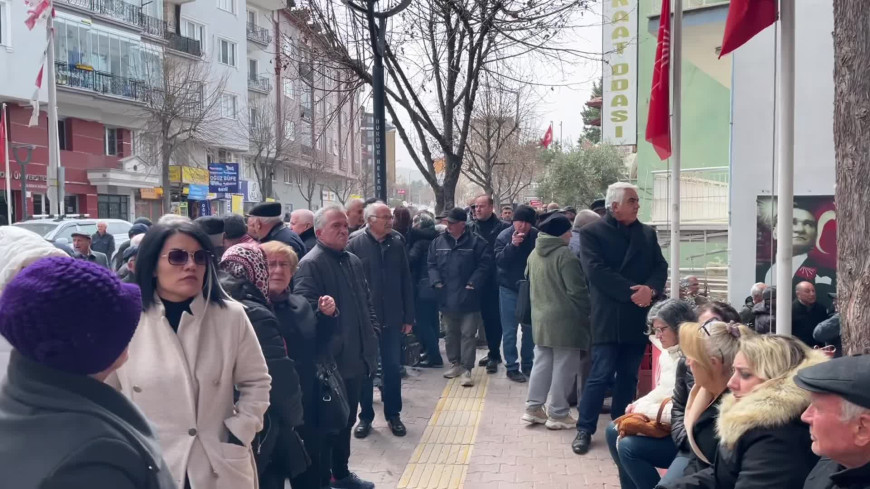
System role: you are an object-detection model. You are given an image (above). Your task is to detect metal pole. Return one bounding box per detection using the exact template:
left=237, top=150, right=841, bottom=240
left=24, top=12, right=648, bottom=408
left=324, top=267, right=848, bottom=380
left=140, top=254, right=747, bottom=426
left=670, top=0, right=683, bottom=298
left=775, top=0, right=795, bottom=335
left=19, top=162, right=28, bottom=221
left=369, top=7, right=388, bottom=203
left=3, top=104, right=11, bottom=225
left=46, top=6, right=63, bottom=216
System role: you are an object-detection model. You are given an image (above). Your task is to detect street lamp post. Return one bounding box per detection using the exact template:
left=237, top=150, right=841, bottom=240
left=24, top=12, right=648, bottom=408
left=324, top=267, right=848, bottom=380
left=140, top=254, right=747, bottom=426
left=12, top=145, right=34, bottom=220
left=342, top=0, right=410, bottom=202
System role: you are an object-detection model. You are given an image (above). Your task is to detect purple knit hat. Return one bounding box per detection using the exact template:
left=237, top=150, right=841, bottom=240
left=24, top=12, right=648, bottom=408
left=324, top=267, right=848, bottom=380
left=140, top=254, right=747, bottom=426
left=0, top=257, right=142, bottom=375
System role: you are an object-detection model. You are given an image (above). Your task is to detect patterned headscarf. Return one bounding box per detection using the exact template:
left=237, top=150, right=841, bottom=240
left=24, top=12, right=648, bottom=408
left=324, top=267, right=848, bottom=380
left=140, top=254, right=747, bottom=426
left=220, top=243, right=270, bottom=304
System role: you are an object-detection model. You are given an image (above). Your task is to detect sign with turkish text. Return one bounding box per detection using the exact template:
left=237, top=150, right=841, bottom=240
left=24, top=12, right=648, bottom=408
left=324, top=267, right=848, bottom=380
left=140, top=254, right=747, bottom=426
left=169, top=166, right=210, bottom=185
left=208, top=163, right=239, bottom=193
left=187, top=184, right=209, bottom=201
left=602, top=0, right=638, bottom=146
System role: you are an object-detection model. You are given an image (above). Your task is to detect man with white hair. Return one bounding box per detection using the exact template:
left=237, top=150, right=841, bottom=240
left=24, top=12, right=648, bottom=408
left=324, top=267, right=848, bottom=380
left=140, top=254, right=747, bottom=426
left=797, top=354, right=870, bottom=489
left=291, top=208, right=317, bottom=252
left=573, top=181, right=668, bottom=455
left=740, top=282, right=768, bottom=325
left=90, top=221, right=115, bottom=259
left=247, top=201, right=306, bottom=258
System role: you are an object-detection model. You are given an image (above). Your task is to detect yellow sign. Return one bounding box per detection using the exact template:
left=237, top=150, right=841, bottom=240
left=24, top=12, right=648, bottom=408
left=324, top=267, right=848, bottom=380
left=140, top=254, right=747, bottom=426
left=350, top=194, right=362, bottom=200
left=169, top=166, right=209, bottom=185
left=231, top=195, right=244, bottom=215
left=265, top=197, right=276, bottom=202
left=433, top=158, right=445, bottom=174
left=139, top=187, right=163, bottom=199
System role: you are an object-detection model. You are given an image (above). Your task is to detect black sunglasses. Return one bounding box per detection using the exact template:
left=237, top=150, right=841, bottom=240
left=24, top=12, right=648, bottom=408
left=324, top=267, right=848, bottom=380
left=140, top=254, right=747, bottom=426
left=162, top=249, right=210, bottom=266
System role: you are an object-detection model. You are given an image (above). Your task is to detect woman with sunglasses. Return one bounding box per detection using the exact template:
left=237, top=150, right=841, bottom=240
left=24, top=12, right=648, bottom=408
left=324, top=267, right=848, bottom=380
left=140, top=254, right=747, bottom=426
left=661, top=334, right=828, bottom=489
left=605, top=299, right=697, bottom=489
left=109, top=220, right=271, bottom=489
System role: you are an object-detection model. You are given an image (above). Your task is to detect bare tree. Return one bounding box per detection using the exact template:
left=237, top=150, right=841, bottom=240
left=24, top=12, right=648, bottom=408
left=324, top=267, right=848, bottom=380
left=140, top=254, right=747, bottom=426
left=356, top=160, right=374, bottom=199
left=138, top=52, right=230, bottom=213
left=245, top=95, right=295, bottom=200
left=491, top=138, right=540, bottom=206
left=325, top=176, right=356, bottom=205
left=288, top=0, right=594, bottom=212
left=833, top=0, right=870, bottom=354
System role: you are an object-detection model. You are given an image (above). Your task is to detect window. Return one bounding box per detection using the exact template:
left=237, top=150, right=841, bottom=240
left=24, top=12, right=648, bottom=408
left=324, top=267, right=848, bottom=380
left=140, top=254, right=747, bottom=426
left=331, top=138, right=337, bottom=156
left=218, top=149, right=236, bottom=162
left=0, top=0, right=10, bottom=47
left=316, top=138, right=322, bottom=150
left=54, top=19, right=142, bottom=80
left=58, top=120, right=69, bottom=151
left=105, top=128, right=122, bottom=156
left=182, top=20, right=205, bottom=52
left=218, top=39, right=236, bottom=66
left=217, top=0, right=234, bottom=13
left=284, top=121, right=295, bottom=141
left=97, top=195, right=129, bottom=220
left=248, top=58, right=258, bottom=81
left=246, top=10, right=256, bottom=26
left=282, top=78, right=295, bottom=98
left=220, top=93, right=237, bottom=119
left=283, top=167, right=291, bottom=184
left=281, top=39, right=292, bottom=57
left=249, top=107, right=259, bottom=131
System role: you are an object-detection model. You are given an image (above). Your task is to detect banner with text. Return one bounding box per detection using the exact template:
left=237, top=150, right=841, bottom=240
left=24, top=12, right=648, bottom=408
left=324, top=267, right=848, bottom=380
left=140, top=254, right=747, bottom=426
left=602, top=0, right=638, bottom=146
left=208, top=163, right=240, bottom=193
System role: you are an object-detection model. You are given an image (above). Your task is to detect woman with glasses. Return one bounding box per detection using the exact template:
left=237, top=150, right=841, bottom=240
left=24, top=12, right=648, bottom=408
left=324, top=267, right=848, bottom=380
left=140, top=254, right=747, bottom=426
left=661, top=334, right=828, bottom=489
left=109, top=220, right=271, bottom=489
left=604, top=299, right=697, bottom=489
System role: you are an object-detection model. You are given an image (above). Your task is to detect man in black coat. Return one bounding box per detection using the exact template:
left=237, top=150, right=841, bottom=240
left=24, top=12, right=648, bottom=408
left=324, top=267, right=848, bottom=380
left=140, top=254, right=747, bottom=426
left=793, top=281, right=829, bottom=347
left=347, top=202, right=415, bottom=439
left=493, top=204, right=538, bottom=383
left=428, top=207, right=493, bottom=387
left=469, top=194, right=511, bottom=373
left=248, top=201, right=306, bottom=258
left=91, top=221, right=115, bottom=259
left=797, top=355, right=870, bottom=489
left=292, top=204, right=379, bottom=489
left=290, top=209, right=317, bottom=253
left=574, top=182, right=668, bottom=455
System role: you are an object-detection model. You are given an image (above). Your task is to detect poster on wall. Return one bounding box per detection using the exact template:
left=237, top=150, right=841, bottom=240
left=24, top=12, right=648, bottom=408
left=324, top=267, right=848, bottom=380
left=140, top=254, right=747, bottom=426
left=601, top=0, right=638, bottom=146
left=756, top=196, right=837, bottom=309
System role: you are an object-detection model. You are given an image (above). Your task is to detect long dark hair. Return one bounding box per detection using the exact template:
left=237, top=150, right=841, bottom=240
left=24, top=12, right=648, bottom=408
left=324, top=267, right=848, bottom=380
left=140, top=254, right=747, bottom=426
left=135, top=220, right=228, bottom=310
left=393, top=206, right=412, bottom=236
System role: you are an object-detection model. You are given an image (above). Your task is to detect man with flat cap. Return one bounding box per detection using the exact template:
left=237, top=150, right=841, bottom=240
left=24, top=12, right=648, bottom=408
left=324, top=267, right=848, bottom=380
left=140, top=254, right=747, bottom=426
left=194, top=215, right=226, bottom=259
left=797, top=354, right=870, bottom=488
left=71, top=231, right=109, bottom=268
left=590, top=198, right=606, bottom=217
left=223, top=213, right=255, bottom=250
left=247, top=201, right=306, bottom=258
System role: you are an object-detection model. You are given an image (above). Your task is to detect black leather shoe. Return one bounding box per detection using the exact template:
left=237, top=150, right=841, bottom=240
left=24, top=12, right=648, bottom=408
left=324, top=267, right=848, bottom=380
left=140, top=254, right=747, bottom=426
left=572, top=431, right=591, bottom=455
left=478, top=355, right=489, bottom=367
left=387, top=417, right=407, bottom=437
left=485, top=358, right=498, bottom=374
left=506, top=370, right=527, bottom=383
left=521, top=366, right=532, bottom=377
left=418, top=359, right=444, bottom=368
left=353, top=420, right=372, bottom=439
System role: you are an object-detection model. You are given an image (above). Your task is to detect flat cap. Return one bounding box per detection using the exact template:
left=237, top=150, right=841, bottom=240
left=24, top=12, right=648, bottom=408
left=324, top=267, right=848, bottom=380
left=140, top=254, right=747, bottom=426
left=795, top=355, right=870, bottom=409
left=70, top=231, right=91, bottom=239
left=590, top=198, right=605, bottom=211
left=248, top=201, right=282, bottom=218
left=194, top=215, right=224, bottom=236
left=223, top=214, right=247, bottom=240
left=445, top=207, right=468, bottom=224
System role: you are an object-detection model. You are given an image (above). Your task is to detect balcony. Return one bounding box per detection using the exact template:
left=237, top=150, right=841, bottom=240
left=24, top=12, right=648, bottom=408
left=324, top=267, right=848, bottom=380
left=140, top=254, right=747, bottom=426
left=55, top=62, right=146, bottom=102
left=248, top=75, right=271, bottom=93
left=59, top=0, right=142, bottom=28
left=650, top=166, right=729, bottom=230
left=165, top=30, right=202, bottom=57
left=247, top=23, right=272, bottom=46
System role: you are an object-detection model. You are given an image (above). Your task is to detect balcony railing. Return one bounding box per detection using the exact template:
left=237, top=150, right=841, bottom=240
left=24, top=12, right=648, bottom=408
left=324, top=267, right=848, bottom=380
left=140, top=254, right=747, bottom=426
left=165, top=30, right=202, bottom=57
left=248, top=75, right=271, bottom=93
left=60, top=0, right=142, bottom=27
left=247, top=23, right=272, bottom=45
left=140, top=13, right=165, bottom=37
left=55, top=62, right=146, bottom=102
left=650, top=166, right=729, bottom=226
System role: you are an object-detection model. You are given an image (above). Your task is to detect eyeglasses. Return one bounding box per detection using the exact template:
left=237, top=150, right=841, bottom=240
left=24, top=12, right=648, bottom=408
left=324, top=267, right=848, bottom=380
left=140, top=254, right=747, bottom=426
left=162, top=249, right=210, bottom=266
left=268, top=260, right=292, bottom=269
left=652, top=325, right=670, bottom=336
left=699, top=317, right=727, bottom=360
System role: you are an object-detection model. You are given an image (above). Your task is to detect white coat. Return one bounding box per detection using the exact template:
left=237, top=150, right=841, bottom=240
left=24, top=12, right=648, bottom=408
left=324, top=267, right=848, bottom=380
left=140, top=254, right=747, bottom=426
left=631, top=336, right=681, bottom=424
left=109, top=293, right=271, bottom=489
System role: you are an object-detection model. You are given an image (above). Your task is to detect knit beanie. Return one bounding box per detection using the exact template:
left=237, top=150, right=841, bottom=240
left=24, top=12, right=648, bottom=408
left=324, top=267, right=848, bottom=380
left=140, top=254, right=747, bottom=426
left=224, top=214, right=248, bottom=240
left=128, top=223, right=149, bottom=238
left=0, top=257, right=142, bottom=375
left=512, top=205, right=537, bottom=225
left=539, top=214, right=572, bottom=237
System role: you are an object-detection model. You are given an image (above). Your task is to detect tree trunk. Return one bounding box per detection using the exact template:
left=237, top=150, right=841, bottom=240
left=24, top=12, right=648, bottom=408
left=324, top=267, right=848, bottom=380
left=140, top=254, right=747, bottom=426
left=161, top=142, right=172, bottom=215
left=833, top=0, right=870, bottom=355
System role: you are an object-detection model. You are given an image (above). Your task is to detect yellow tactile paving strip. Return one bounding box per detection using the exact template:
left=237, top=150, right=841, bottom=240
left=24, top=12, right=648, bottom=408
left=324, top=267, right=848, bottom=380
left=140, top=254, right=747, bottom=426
left=398, top=367, right=488, bottom=489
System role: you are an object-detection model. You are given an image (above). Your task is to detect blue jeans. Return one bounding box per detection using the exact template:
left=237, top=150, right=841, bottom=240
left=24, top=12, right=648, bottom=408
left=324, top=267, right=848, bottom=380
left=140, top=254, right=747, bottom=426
left=415, top=294, right=442, bottom=364
left=605, top=422, right=677, bottom=489
left=498, top=286, right=534, bottom=372
left=659, top=452, right=692, bottom=486
left=577, top=342, right=647, bottom=434
left=359, top=325, right=403, bottom=421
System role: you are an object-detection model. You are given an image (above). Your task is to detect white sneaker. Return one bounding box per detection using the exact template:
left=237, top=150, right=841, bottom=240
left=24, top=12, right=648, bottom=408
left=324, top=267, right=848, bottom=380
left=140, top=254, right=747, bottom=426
left=443, top=364, right=464, bottom=379
left=545, top=413, right=577, bottom=430
left=460, top=370, right=474, bottom=387
left=521, top=405, right=547, bottom=425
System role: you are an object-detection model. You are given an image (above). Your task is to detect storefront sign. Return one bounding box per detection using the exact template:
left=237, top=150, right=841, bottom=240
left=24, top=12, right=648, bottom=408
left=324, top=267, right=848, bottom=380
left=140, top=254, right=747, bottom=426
left=139, top=187, right=163, bottom=199
left=187, top=184, right=209, bottom=201
left=208, top=163, right=239, bottom=193
left=169, top=166, right=209, bottom=185
left=602, top=0, right=638, bottom=145
left=231, top=194, right=244, bottom=214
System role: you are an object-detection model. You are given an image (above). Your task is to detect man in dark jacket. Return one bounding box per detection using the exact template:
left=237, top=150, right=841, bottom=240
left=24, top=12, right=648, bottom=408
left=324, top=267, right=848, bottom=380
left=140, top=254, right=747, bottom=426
left=408, top=213, right=442, bottom=368
left=114, top=222, right=149, bottom=271
left=574, top=182, right=668, bottom=455
left=793, top=281, right=829, bottom=347
left=797, top=355, right=870, bottom=489
left=290, top=209, right=317, bottom=253
left=494, top=204, right=538, bottom=383
left=469, top=194, right=511, bottom=373
left=428, top=207, right=493, bottom=387
left=347, top=202, right=415, bottom=439
left=754, top=286, right=777, bottom=334
left=248, top=201, right=306, bottom=258
left=292, top=204, right=379, bottom=489
left=0, top=257, right=175, bottom=489
left=72, top=231, right=109, bottom=268
left=91, top=221, right=115, bottom=259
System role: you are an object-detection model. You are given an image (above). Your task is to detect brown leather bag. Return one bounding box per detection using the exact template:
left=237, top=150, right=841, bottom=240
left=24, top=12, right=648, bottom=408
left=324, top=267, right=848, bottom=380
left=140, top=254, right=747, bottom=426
left=613, top=398, right=672, bottom=439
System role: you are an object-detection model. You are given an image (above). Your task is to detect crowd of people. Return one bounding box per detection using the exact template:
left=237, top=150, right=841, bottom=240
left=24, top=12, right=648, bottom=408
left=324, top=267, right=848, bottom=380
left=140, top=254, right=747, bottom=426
left=0, top=180, right=868, bottom=489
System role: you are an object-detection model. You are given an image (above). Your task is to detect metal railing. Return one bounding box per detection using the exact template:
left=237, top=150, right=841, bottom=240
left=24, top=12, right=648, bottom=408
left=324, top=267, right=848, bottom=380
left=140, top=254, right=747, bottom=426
left=650, top=166, right=729, bottom=225
left=246, top=23, right=272, bottom=45
left=60, top=0, right=141, bottom=27
left=248, top=75, right=271, bottom=93
left=165, top=30, right=202, bottom=57
left=55, top=62, right=146, bottom=101
left=139, top=13, right=165, bottom=37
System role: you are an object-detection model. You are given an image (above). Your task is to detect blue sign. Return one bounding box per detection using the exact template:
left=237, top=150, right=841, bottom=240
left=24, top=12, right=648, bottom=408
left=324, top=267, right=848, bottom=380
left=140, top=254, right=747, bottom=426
left=188, top=184, right=209, bottom=201
left=208, top=163, right=240, bottom=193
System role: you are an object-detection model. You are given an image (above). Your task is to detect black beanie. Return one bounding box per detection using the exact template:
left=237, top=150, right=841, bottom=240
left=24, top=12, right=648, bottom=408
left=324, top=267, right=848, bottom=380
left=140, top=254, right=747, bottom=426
left=539, top=214, right=572, bottom=237
left=512, top=205, right=536, bottom=225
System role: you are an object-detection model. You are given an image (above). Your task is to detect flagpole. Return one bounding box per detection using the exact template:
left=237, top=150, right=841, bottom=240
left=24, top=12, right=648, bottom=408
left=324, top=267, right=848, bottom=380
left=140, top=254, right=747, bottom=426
left=2, top=103, right=11, bottom=225
left=669, top=0, right=682, bottom=298
left=45, top=1, right=62, bottom=217
left=775, top=0, right=795, bottom=335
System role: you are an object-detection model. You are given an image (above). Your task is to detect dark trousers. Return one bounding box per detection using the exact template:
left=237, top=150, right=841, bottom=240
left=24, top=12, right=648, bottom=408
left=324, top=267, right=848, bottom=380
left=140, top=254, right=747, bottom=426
left=321, top=376, right=363, bottom=484
left=576, top=342, right=647, bottom=434
left=287, top=424, right=323, bottom=489
left=480, top=278, right=502, bottom=362
left=415, top=295, right=442, bottom=363
left=359, top=325, right=403, bottom=421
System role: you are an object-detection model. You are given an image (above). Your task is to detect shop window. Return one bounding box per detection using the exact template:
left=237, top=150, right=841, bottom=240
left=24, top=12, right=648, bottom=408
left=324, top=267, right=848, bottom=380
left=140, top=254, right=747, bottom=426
left=97, top=194, right=129, bottom=220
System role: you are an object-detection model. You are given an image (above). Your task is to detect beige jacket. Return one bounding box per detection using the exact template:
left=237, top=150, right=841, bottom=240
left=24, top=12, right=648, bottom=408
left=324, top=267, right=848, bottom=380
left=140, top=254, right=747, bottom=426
left=109, top=294, right=271, bottom=489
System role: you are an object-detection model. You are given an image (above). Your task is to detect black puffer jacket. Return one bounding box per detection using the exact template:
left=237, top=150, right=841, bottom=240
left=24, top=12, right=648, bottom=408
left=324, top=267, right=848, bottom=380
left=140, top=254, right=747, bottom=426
left=407, top=226, right=439, bottom=286
left=427, top=228, right=493, bottom=314
left=670, top=357, right=695, bottom=453
left=347, top=228, right=415, bottom=330
left=220, top=274, right=308, bottom=478
left=494, top=225, right=538, bottom=292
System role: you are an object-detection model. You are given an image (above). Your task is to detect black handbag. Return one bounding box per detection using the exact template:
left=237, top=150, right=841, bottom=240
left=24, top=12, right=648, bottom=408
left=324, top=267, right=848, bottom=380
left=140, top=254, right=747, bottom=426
left=314, top=362, right=350, bottom=434
left=515, top=277, right=532, bottom=324
left=402, top=333, right=422, bottom=366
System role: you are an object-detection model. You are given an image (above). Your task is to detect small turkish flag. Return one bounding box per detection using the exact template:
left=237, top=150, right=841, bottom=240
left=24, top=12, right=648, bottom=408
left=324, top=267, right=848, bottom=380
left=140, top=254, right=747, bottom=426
left=719, top=0, right=777, bottom=58
left=540, top=124, right=553, bottom=148
left=645, top=0, right=671, bottom=160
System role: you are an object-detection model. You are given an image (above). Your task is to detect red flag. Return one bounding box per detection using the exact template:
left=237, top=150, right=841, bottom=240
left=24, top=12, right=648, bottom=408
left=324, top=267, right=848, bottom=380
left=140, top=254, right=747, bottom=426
left=645, top=0, right=671, bottom=160
left=719, top=0, right=777, bottom=58
left=540, top=124, right=553, bottom=148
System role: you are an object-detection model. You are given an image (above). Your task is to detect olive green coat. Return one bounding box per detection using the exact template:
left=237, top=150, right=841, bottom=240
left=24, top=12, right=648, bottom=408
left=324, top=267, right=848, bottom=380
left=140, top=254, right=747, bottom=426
left=526, top=233, right=592, bottom=350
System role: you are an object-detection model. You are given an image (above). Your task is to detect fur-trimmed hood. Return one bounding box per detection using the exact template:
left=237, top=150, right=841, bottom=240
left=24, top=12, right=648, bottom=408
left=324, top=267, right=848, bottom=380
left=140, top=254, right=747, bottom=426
left=716, top=349, right=828, bottom=449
